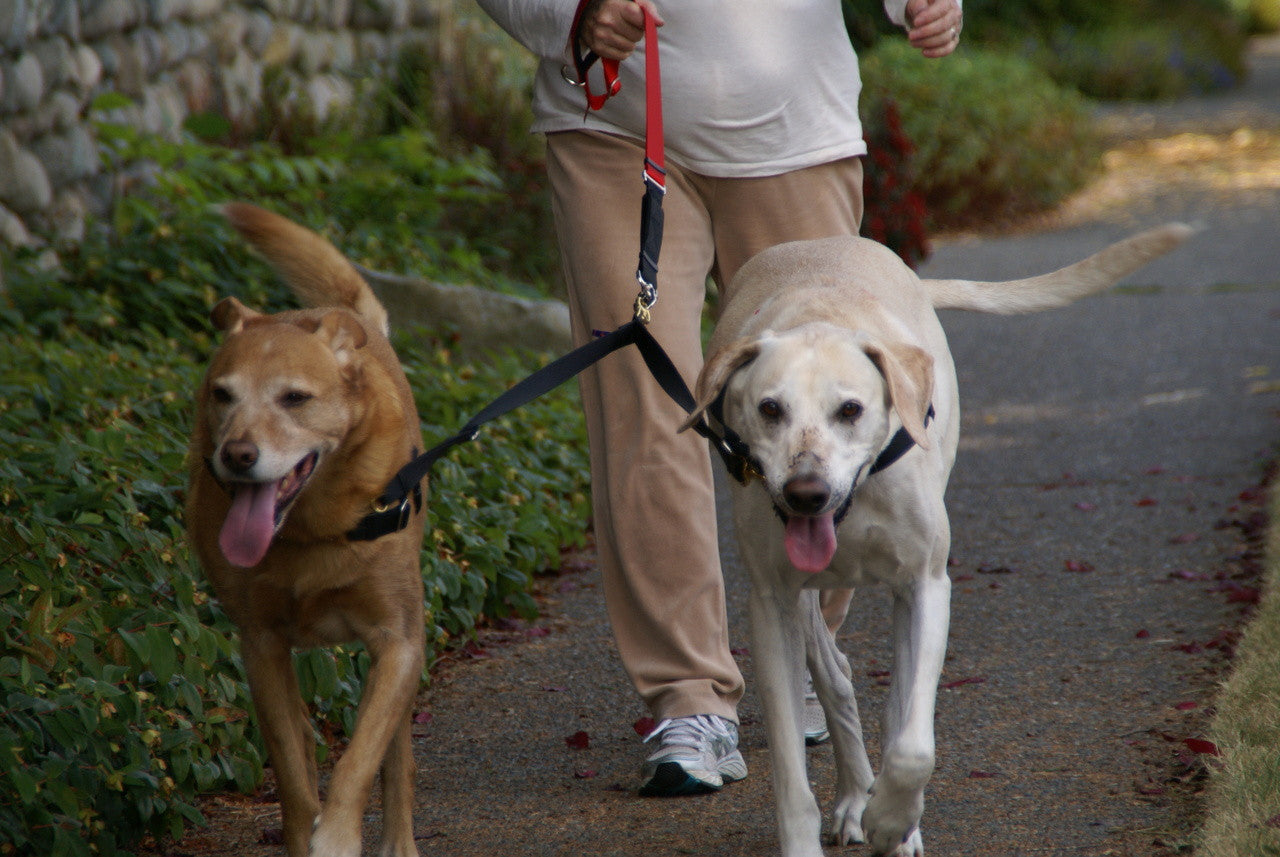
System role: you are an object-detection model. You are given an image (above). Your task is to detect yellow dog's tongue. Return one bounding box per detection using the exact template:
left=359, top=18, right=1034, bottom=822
left=784, top=513, right=837, bottom=574
left=219, top=481, right=278, bottom=568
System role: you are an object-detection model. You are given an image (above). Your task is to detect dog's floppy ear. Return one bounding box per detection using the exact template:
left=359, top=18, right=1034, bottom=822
left=210, top=297, right=261, bottom=334
left=861, top=339, right=934, bottom=450
left=679, top=337, right=762, bottom=432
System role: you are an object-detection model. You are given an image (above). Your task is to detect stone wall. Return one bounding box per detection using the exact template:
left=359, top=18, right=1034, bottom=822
left=0, top=0, right=442, bottom=248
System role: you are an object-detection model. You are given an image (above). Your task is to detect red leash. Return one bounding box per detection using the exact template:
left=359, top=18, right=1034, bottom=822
left=564, top=1, right=665, bottom=321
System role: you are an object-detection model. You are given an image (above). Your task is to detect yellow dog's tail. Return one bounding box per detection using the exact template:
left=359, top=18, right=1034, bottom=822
left=923, top=223, right=1195, bottom=315
left=221, top=202, right=390, bottom=336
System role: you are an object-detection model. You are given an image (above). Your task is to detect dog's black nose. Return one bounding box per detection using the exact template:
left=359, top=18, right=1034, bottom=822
left=220, top=441, right=259, bottom=474
left=783, top=476, right=830, bottom=515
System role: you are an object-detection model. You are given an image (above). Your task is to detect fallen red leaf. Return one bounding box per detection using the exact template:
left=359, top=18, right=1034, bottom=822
left=1182, top=737, right=1219, bottom=756
left=940, top=676, right=986, bottom=690
left=1135, top=629, right=1151, bottom=639
left=953, top=573, right=974, bottom=582
left=867, top=670, right=891, bottom=678
left=413, top=711, right=433, bottom=725
left=527, top=626, right=551, bottom=637
left=574, top=769, right=598, bottom=779
left=1144, top=466, right=1166, bottom=475
left=565, top=730, right=590, bottom=750
left=1226, top=586, right=1260, bottom=605
left=633, top=717, right=657, bottom=737
left=1135, top=497, right=1159, bottom=507
left=1073, top=502, right=1098, bottom=512
left=541, top=685, right=569, bottom=693
left=1266, top=814, right=1280, bottom=829
left=1064, top=559, right=1094, bottom=573
left=1174, top=701, right=1197, bottom=711
left=1136, top=781, right=1166, bottom=796
left=1173, top=641, right=1203, bottom=654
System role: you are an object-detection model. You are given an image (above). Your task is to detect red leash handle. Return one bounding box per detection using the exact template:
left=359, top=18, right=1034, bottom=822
left=564, top=1, right=665, bottom=320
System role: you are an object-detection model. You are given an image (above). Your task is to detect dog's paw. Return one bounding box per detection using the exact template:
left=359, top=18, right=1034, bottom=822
left=861, top=785, right=924, bottom=857
left=828, top=791, right=869, bottom=846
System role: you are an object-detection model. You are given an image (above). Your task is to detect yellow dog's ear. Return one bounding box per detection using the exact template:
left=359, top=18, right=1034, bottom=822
left=210, top=297, right=261, bottom=335
left=678, top=337, right=762, bottom=433
left=861, top=339, right=935, bottom=450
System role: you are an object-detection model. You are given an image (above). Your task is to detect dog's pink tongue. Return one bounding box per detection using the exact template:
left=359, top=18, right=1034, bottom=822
left=219, top=482, right=278, bottom=568
left=784, top=513, right=837, bottom=574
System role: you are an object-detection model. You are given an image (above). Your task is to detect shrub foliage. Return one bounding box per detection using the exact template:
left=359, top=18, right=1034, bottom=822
left=860, top=40, right=1100, bottom=229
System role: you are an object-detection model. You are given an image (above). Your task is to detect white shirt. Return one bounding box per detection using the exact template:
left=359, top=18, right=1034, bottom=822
left=477, top=0, right=916, bottom=178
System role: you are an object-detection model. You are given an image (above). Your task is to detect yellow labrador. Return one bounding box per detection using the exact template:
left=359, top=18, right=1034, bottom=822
left=683, top=225, right=1191, bottom=857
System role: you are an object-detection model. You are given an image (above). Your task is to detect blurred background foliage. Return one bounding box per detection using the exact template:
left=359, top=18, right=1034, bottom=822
left=0, top=0, right=1270, bottom=853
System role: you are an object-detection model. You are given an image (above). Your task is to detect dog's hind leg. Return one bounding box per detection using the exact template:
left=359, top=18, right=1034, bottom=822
left=802, top=590, right=873, bottom=845
left=863, top=568, right=951, bottom=857
left=241, top=631, right=321, bottom=857
left=749, top=582, right=826, bottom=857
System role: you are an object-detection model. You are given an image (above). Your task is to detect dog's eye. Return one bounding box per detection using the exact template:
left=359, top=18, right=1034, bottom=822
left=280, top=390, right=313, bottom=408
left=211, top=385, right=233, bottom=405
left=758, top=398, right=783, bottom=420
left=837, top=401, right=863, bottom=422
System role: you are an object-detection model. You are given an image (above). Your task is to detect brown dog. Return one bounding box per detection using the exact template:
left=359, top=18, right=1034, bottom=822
left=186, top=203, right=426, bottom=857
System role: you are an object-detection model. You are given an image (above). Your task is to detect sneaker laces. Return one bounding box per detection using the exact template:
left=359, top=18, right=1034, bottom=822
left=643, top=714, right=734, bottom=749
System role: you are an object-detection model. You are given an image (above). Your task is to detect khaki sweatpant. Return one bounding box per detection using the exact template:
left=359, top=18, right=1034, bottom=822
left=546, top=130, right=864, bottom=722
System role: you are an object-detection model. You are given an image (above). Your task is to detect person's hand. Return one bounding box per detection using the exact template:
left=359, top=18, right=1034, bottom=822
left=904, top=0, right=962, bottom=58
left=578, top=0, right=663, bottom=61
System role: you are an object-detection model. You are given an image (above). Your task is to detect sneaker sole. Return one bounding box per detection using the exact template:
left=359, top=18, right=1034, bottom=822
left=639, top=762, right=721, bottom=797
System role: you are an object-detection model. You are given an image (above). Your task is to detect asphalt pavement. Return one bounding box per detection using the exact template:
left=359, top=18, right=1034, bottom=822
left=185, top=38, right=1280, bottom=857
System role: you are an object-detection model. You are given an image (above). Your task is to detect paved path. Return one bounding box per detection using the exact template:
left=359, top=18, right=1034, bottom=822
left=183, top=39, right=1280, bottom=857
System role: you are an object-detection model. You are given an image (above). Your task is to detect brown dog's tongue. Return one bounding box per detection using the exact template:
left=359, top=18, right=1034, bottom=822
left=784, top=513, right=837, bottom=574
left=219, top=481, right=278, bottom=568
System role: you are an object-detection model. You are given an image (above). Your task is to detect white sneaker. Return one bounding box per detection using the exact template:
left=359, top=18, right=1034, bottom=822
left=802, top=676, right=830, bottom=745
left=639, top=714, right=748, bottom=796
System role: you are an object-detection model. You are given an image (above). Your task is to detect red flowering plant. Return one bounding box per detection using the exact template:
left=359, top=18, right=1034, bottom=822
left=861, top=98, right=930, bottom=269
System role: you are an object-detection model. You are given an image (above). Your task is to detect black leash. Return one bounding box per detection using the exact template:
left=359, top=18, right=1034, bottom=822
left=349, top=2, right=925, bottom=540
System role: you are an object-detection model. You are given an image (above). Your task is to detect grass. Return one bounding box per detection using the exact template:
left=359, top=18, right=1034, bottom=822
left=1198, top=474, right=1280, bottom=856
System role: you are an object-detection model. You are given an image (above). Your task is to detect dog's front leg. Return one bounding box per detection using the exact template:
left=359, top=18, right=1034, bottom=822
left=863, top=572, right=950, bottom=857
left=309, top=632, right=424, bottom=857
left=749, top=581, right=825, bottom=857
left=241, top=631, right=321, bottom=857
left=802, top=591, right=873, bottom=845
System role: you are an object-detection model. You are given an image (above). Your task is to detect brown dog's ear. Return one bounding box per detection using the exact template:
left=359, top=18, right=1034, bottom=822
left=678, top=337, right=762, bottom=433
left=210, top=297, right=260, bottom=334
left=861, top=339, right=935, bottom=450
left=313, top=310, right=369, bottom=368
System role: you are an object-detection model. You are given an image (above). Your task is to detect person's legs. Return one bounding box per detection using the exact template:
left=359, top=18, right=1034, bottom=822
left=546, top=130, right=744, bottom=725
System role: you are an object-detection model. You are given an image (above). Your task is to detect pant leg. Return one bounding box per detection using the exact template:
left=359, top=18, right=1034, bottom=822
left=696, top=157, right=866, bottom=634
left=546, top=130, right=743, bottom=722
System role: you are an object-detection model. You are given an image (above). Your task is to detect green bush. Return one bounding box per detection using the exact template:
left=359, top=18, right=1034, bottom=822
left=860, top=40, right=1100, bottom=229
left=959, top=0, right=1247, bottom=100
left=1, top=127, right=590, bottom=854
left=1034, top=21, right=1246, bottom=100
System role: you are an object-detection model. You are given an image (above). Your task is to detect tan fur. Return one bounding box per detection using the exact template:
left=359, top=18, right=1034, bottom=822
left=686, top=226, right=1190, bottom=857
left=186, top=204, right=426, bottom=857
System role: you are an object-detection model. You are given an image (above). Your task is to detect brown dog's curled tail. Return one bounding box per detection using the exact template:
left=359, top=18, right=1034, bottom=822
left=221, top=202, right=390, bottom=336
left=923, top=222, right=1195, bottom=315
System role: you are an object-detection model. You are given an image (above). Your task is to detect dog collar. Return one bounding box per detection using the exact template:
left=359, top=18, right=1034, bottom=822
left=346, top=478, right=423, bottom=542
